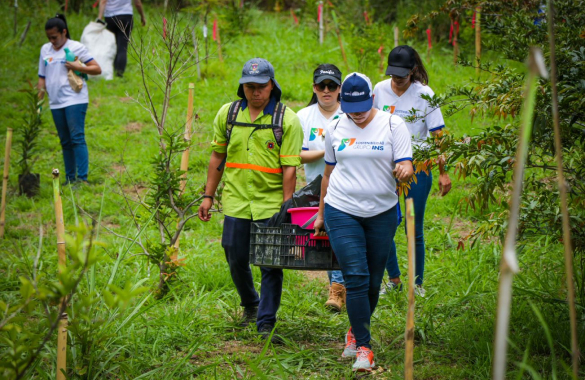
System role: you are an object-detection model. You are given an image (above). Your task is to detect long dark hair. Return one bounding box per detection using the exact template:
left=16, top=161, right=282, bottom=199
left=410, top=48, right=429, bottom=85
left=307, top=63, right=342, bottom=107
left=45, top=14, right=70, bottom=39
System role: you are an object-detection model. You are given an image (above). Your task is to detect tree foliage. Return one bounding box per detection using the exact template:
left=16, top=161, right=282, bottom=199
left=409, top=0, right=585, bottom=269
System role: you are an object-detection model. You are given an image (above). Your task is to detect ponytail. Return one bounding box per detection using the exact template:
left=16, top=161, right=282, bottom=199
left=45, top=14, right=70, bottom=39
left=410, top=48, right=429, bottom=85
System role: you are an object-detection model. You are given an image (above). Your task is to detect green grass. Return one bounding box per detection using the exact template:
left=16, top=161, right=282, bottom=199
left=0, top=2, right=583, bottom=379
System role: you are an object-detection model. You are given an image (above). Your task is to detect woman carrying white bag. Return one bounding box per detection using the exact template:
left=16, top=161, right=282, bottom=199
left=98, top=0, right=147, bottom=78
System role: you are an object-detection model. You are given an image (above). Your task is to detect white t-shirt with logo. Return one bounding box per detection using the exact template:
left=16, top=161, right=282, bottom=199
left=104, top=0, right=133, bottom=17
left=373, top=79, right=445, bottom=148
left=297, top=103, right=343, bottom=184
left=323, top=111, right=412, bottom=217
left=38, top=40, right=94, bottom=110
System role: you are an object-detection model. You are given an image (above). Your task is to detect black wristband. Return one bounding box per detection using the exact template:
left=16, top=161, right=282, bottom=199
left=202, top=195, right=214, bottom=200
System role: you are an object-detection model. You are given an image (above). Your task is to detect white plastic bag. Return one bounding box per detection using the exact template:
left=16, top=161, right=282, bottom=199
left=81, top=22, right=116, bottom=80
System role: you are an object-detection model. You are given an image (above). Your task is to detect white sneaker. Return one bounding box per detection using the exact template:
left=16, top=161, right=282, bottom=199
left=415, top=285, right=426, bottom=297
left=341, top=327, right=357, bottom=358
left=352, top=346, right=375, bottom=372
left=379, top=279, right=403, bottom=295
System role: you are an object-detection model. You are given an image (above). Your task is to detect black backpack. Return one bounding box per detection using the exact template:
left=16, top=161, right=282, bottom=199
left=217, top=99, right=287, bottom=171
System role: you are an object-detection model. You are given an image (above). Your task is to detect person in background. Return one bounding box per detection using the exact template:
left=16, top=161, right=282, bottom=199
left=38, top=14, right=102, bottom=185
left=198, top=58, right=303, bottom=343
left=98, top=0, right=146, bottom=77
left=314, top=73, right=413, bottom=372
left=297, top=64, right=346, bottom=312
left=373, top=45, right=452, bottom=297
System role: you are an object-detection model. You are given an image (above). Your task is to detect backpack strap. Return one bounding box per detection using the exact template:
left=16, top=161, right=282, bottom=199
left=272, top=102, right=286, bottom=146
left=217, top=100, right=243, bottom=171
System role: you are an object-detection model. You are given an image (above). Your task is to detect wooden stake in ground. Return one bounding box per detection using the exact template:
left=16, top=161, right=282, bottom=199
left=174, top=83, right=195, bottom=250
left=475, top=7, right=481, bottom=77
left=215, top=21, right=223, bottom=62
left=330, top=10, right=348, bottom=70
left=57, top=312, right=68, bottom=380
left=52, top=168, right=68, bottom=380
left=492, top=48, right=547, bottom=380
left=394, top=26, right=399, bottom=47
left=0, top=128, right=13, bottom=238
left=546, top=0, right=579, bottom=376
left=318, top=1, right=324, bottom=45
left=191, top=28, right=201, bottom=79
left=404, top=198, right=416, bottom=380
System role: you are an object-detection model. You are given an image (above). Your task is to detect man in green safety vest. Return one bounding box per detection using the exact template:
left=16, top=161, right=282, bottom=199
left=198, top=58, right=303, bottom=342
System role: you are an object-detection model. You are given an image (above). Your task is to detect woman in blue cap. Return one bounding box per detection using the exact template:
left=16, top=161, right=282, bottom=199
left=314, top=72, right=413, bottom=372
left=297, top=63, right=346, bottom=312
left=373, top=45, right=452, bottom=297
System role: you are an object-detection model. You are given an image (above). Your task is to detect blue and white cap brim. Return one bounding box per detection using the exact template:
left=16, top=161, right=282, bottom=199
left=239, top=75, right=271, bottom=84
left=340, top=97, right=373, bottom=113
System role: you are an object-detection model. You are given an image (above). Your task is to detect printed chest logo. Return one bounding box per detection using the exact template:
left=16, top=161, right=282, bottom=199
left=309, top=128, right=324, bottom=141
left=338, top=138, right=356, bottom=151
left=266, top=140, right=276, bottom=150
left=338, top=138, right=385, bottom=151
left=382, top=105, right=396, bottom=114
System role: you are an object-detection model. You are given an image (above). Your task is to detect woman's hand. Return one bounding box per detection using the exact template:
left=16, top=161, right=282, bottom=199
left=314, top=214, right=327, bottom=237
left=393, top=160, right=414, bottom=182
left=438, top=173, right=452, bottom=196
left=65, top=60, right=84, bottom=71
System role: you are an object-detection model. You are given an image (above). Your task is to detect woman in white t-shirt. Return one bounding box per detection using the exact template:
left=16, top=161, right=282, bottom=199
left=373, top=45, right=452, bottom=297
left=38, top=14, right=102, bottom=184
left=297, top=64, right=346, bottom=313
left=314, top=73, right=413, bottom=372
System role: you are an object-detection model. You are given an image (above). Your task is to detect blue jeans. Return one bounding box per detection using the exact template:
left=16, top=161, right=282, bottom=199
left=324, top=203, right=398, bottom=349
left=50, top=104, right=89, bottom=182
left=221, top=216, right=283, bottom=330
left=327, top=270, right=345, bottom=285
left=385, top=170, right=433, bottom=285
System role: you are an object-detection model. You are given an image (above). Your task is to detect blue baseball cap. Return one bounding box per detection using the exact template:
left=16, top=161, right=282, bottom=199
left=237, top=58, right=282, bottom=102
left=340, top=72, right=373, bottom=113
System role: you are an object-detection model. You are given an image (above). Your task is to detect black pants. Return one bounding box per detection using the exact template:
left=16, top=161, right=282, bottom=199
left=105, top=14, right=133, bottom=77
left=222, top=216, right=284, bottom=330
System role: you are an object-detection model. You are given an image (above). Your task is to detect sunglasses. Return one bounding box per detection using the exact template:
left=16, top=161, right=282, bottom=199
left=314, top=82, right=340, bottom=92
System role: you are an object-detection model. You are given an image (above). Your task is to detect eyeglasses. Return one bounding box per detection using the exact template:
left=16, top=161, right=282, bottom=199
left=314, top=82, right=340, bottom=92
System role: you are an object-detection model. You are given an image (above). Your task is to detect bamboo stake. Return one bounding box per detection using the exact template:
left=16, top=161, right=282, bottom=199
left=404, top=198, right=415, bottom=380
left=57, top=312, right=68, bottom=380
left=191, top=28, right=201, bottom=79
left=53, top=169, right=66, bottom=269
left=318, top=1, right=324, bottom=44
left=475, top=7, right=481, bottom=77
left=394, top=26, right=399, bottom=47
left=0, top=128, right=13, bottom=238
left=546, top=1, right=579, bottom=376
left=453, top=19, right=458, bottom=66
left=174, top=83, right=195, bottom=250
left=492, top=48, right=547, bottom=380
left=13, top=0, right=18, bottom=38
left=52, top=168, right=67, bottom=380
left=330, top=11, right=349, bottom=70
left=216, top=24, right=223, bottom=62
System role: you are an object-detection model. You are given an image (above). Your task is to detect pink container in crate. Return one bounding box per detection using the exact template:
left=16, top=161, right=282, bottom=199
left=288, top=207, right=328, bottom=240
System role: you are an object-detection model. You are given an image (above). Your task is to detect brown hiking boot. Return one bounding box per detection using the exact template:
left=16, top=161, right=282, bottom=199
left=324, top=282, right=346, bottom=312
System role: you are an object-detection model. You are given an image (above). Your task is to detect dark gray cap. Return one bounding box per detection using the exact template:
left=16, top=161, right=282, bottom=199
left=237, top=58, right=282, bottom=101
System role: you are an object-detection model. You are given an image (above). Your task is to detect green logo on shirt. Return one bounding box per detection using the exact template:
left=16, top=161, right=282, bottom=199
left=338, top=138, right=356, bottom=151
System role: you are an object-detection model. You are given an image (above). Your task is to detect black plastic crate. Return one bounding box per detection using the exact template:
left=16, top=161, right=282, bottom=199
left=250, top=223, right=340, bottom=270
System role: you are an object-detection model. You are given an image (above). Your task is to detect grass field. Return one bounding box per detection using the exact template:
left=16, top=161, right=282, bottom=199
left=0, top=2, right=582, bottom=379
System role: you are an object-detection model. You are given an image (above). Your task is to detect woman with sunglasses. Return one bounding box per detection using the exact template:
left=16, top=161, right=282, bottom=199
left=297, top=64, right=346, bottom=312
left=373, top=45, right=452, bottom=297
left=314, top=72, right=413, bottom=372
